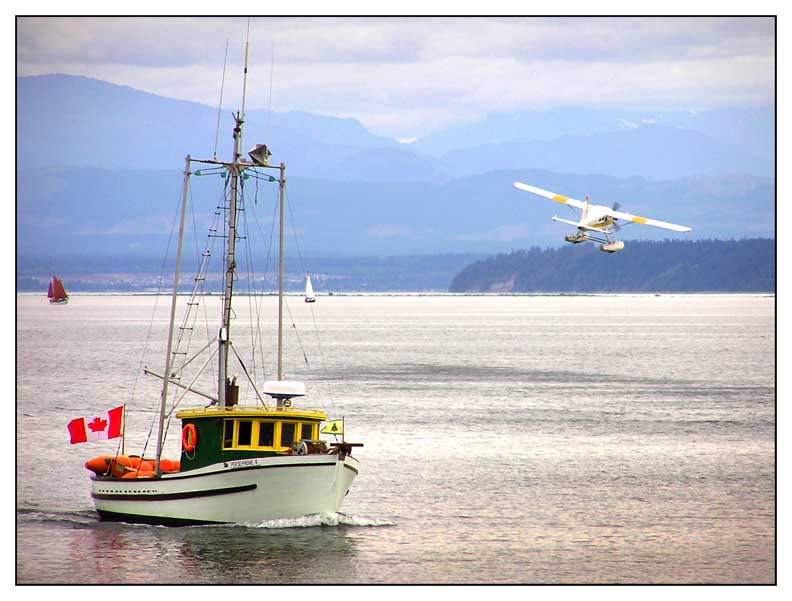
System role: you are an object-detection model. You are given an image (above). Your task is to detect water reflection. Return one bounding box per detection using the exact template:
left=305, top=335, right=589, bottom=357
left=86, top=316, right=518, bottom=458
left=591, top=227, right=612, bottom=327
left=175, top=523, right=359, bottom=583
left=19, top=519, right=361, bottom=584
left=18, top=505, right=383, bottom=584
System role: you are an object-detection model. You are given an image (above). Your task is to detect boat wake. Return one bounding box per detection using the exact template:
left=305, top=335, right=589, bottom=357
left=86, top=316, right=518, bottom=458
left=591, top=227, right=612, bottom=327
left=17, top=506, right=102, bottom=527
left=241, top=512, right=395, bottom=529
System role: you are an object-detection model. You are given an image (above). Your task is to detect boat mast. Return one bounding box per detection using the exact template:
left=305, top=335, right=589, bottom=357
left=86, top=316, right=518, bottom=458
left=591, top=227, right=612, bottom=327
left=219, top=25, right=250, bottom=407
left=277, top=162, right=285, bottom=381
left=156, top=154, right=191, bottom=476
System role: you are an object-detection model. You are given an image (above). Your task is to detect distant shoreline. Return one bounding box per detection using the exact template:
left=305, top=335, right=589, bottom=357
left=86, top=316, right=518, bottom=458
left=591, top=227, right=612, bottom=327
left=15, top=291, right=775, bottom=297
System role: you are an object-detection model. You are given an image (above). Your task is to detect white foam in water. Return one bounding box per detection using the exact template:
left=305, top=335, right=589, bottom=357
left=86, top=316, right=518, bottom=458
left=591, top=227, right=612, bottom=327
left=243, top=512, right=395, bottom=529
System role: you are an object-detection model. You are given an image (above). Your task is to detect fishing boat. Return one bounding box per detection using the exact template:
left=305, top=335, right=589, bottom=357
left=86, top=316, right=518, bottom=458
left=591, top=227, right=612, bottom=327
left=305, top=273, right=316, bottom=303
left=47, top=275, right=69, bottom=304
left=80, top=46, right=362, bottom=526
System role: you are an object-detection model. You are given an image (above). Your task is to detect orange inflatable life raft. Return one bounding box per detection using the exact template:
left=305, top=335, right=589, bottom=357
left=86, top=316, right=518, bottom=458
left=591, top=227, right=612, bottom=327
left=121, top=470, right=155, bottom=479
left=84, top=455, right=180, bottom=476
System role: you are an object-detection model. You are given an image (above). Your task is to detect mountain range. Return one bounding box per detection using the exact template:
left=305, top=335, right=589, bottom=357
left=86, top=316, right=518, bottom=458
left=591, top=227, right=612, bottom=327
left=18, top=75, right=774, bottom=182
left=16, top=74, right=775, bottom=290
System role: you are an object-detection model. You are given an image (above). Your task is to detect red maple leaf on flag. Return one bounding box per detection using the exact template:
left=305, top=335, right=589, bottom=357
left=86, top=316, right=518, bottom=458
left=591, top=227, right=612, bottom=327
left=88, top=416, right=108, bottom=433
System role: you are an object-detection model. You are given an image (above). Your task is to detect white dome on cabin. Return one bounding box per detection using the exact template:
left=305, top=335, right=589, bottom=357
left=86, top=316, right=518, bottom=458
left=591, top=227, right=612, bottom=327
left=262, top=380, right=306, bottom=398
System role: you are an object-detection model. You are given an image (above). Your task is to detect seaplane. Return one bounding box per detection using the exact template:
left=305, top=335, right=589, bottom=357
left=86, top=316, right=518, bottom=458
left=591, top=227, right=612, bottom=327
left=513, top=182, right=692, bottom=253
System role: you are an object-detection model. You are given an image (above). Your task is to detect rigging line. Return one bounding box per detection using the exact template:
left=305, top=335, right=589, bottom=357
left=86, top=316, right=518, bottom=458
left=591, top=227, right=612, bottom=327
left=131, top=171, right=189, bottom=455
left=213, top=39, right=229, bottom=162
left=284, top=188, right=307, bottom=274
left=229, top=343, right=269, bottom=407
left=250, top=182, right=280, bottom=380
left=284, top=188, right=336, bottom=417
left=238, top=177, right=263, bottom=398
left=173, top=181, right=218, bottom=377
left=246, top=184, right=269, bottom=390
left=200, top=181, right=229, bottom=385
left=283, top=295, right=309, bottom=367
left=307, top=296, right=336, bottom=417
left=136, top=414, right=159, bottom=470
left=163, top=345, right=219, bottom=438
left=172, top=183, right=204, bottom=373
left=241, top=173, right=267, bottom=391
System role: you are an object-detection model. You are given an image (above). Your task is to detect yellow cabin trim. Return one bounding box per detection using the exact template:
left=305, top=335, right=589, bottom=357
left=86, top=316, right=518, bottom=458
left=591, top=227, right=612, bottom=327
left=176, top=405, right=327, bottom=421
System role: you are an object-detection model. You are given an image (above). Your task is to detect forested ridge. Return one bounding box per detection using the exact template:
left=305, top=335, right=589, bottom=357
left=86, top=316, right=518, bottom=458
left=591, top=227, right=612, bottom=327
left=449, top=238, right=775, bottom=293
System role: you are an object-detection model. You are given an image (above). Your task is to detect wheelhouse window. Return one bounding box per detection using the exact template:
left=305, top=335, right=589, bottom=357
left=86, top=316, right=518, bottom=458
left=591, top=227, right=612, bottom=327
left=258, top=422, right=274, bottom=447
left=223, top=420, right=234, bottom=448
left=237, top=420, right=253, bottom=446
left=300, top=423, right=315, bottom=440
left=280, top=422, right=297, bottom=447
left=223, top=419, right=272, bottom=450
left=221, top=419, right=320, bottom=450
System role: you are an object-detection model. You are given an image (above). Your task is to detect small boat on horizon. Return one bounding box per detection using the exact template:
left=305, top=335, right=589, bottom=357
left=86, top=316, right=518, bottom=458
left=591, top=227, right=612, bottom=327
left=47, top=275, right=69, bottom=305
left=305, top=273, right=316, bottom=303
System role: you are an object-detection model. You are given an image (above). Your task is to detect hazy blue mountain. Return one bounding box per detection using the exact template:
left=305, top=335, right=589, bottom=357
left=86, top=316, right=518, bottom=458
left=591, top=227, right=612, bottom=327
left=449, top=238, right=775, bottom=293
left=17, top=74, right=437, bottom=182
left=17, top=166, right=773, bottom=261
left=412, top=106, right=775, bottom=162
left=437, top=125, right=772, bottom=179
left=17, top=75, right=774, bottom=183
left=15, top=74, right=775, bottom=283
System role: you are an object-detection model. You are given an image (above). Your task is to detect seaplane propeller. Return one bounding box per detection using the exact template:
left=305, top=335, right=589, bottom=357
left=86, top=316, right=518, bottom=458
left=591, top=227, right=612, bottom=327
left=513, top=182, right=691, bottom=253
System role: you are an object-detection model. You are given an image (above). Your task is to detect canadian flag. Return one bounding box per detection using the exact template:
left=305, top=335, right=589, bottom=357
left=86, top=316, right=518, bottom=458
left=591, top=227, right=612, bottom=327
left=67, top=406, right=124, bottom=444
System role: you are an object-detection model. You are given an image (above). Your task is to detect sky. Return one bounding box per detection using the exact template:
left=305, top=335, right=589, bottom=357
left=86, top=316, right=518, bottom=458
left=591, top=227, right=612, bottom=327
left=15, top=14, right=776, bottom=141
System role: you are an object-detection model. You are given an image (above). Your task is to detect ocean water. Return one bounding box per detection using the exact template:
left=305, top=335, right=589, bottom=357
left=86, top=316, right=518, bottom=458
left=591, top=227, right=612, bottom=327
left=15, top=293, right=775, bottom=584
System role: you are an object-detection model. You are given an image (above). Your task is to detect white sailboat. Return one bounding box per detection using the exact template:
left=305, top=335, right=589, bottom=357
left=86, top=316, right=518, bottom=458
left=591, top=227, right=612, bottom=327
left=305, top=273, right=316, bottom=303
left=80, top=43, right=361, bottom=526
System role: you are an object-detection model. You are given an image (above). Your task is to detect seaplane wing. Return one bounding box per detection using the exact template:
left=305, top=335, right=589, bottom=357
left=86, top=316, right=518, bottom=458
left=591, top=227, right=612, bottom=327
left=603, top=207, right=691, bottom=232
left=514, top=182, right=587, bottom=211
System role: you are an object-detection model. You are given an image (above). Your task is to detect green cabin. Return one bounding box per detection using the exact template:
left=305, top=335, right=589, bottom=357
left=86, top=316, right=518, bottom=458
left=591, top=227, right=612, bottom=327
left=176, top=406, right=329, bottom=471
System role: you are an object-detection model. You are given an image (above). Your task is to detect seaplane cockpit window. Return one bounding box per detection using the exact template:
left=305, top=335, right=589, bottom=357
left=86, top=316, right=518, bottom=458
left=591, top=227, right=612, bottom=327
left=258, top=422, right=274, bottom=447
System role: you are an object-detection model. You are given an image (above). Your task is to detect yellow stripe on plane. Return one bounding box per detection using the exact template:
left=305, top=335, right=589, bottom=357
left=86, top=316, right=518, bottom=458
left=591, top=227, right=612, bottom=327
left=632, top=216, right=647, bottom=224
left=551, top=195, right=568, bottom=204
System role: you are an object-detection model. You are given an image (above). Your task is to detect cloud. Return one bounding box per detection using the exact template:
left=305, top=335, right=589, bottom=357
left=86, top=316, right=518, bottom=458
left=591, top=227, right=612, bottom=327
left=16, top=16, right=775, bottom=138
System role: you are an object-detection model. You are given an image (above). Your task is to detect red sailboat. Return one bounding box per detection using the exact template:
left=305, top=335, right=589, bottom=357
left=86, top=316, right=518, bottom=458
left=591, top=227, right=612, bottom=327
left=47, top=275, right=69, bottom=305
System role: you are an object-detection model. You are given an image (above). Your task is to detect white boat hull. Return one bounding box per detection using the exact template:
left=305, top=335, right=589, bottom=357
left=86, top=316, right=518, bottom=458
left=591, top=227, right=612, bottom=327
left=91, top=453, right=360, bottom=525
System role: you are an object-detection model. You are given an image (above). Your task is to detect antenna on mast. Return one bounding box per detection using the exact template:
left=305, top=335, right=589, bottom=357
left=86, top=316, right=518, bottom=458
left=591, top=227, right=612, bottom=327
left=241, top=19, right=250, bottom=120
left=233, top=18, right=251, bottom=164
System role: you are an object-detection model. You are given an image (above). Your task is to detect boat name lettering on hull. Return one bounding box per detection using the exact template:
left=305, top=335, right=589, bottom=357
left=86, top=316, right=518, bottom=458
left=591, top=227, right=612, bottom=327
left=226, top=458, right=260, bottom=469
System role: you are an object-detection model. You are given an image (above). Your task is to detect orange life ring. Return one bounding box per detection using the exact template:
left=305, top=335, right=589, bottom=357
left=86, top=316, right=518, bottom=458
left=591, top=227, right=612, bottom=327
left=181, top=423, right=197, bottom=452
